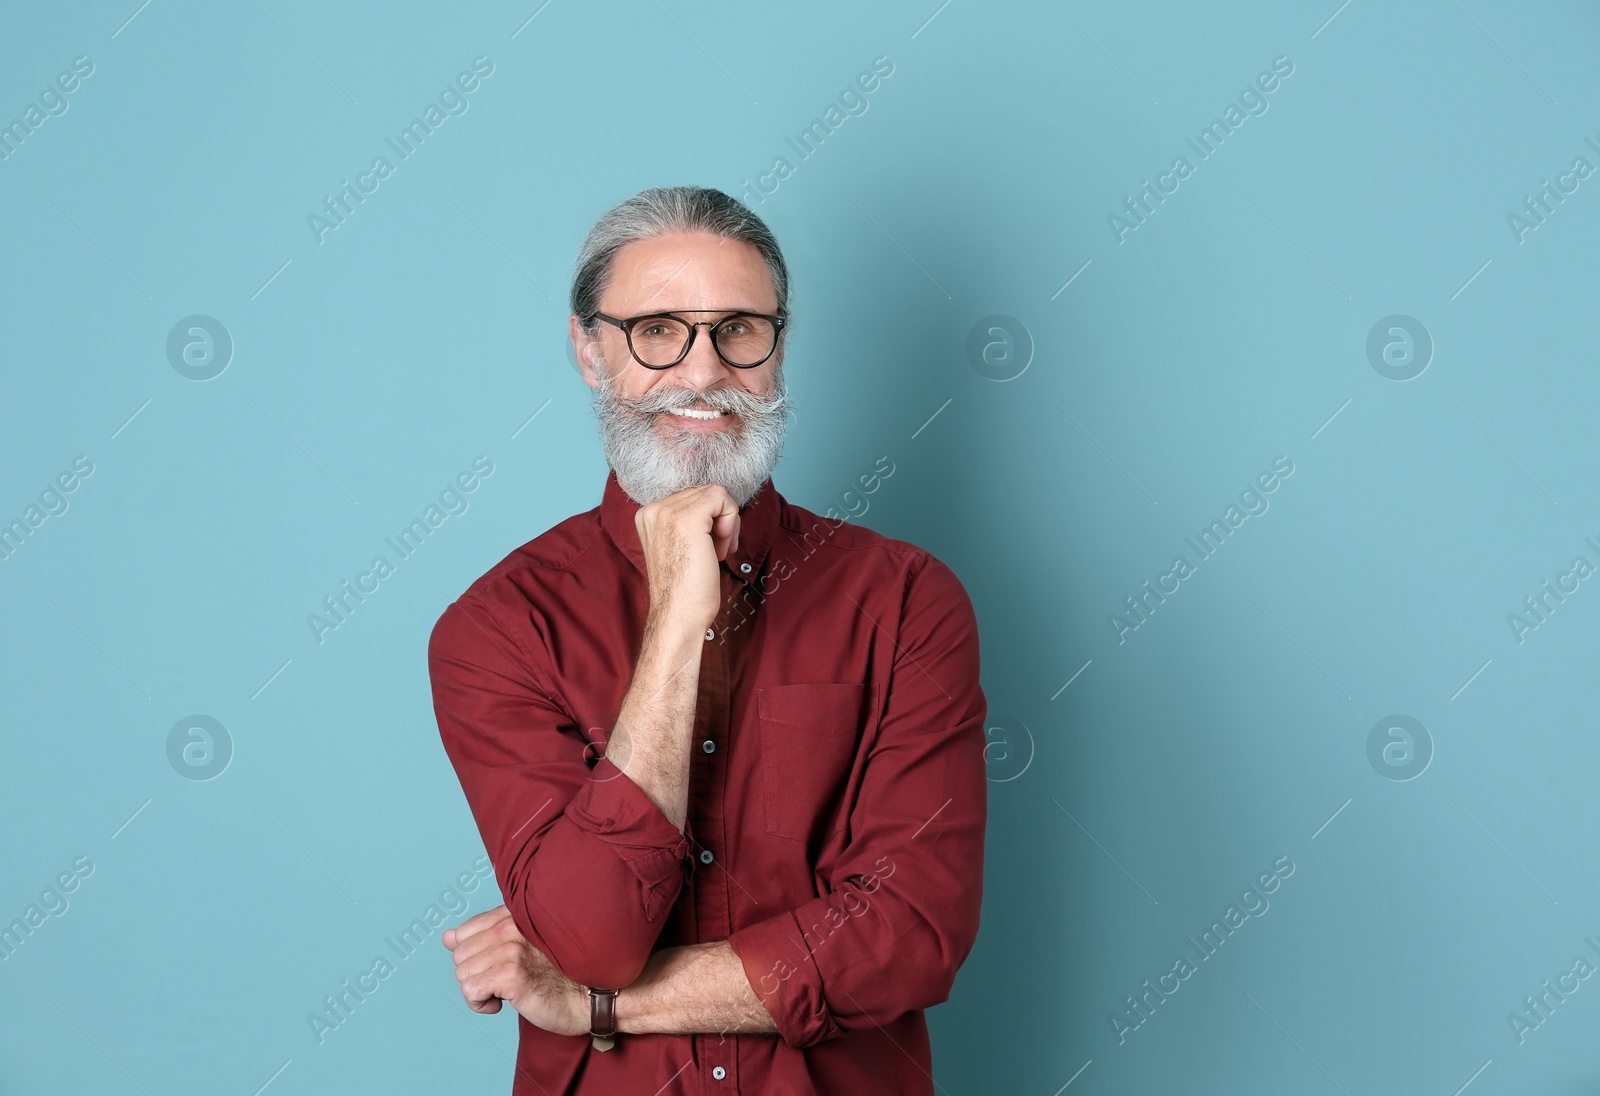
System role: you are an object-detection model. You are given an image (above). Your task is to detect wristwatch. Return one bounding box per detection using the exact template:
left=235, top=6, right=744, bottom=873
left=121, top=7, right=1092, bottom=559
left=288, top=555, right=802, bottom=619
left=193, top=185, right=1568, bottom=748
left=588, top=986, right=619, bottom=1052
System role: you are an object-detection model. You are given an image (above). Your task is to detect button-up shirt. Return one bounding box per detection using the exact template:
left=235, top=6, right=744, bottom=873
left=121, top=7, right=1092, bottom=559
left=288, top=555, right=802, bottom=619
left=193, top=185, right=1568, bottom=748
left=429, top=470, right=987, bottom=1095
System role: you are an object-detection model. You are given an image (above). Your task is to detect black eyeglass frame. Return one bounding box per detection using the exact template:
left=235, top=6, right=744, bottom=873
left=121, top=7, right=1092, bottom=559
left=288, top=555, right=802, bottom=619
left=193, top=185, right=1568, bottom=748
left=589, top=309, right=788, bottom=370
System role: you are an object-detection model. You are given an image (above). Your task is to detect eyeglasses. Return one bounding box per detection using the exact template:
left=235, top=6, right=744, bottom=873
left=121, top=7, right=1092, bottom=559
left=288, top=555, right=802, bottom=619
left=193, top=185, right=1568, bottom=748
left=591, top=309, right=786, bottom=370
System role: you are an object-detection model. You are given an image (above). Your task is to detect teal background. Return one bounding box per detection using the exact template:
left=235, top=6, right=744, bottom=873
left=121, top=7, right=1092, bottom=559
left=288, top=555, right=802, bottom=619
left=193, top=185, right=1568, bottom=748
left=3, top=0, right=1599, bottom=1092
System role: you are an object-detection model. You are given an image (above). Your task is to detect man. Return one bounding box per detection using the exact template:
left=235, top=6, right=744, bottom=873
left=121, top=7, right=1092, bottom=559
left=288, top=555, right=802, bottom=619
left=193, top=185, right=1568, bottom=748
left=428, top=185, right=986, bottom=1095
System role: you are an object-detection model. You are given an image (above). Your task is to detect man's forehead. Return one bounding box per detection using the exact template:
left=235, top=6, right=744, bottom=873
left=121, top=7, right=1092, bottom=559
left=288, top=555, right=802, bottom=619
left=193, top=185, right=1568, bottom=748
left=605, top=232, right=777, bottom=311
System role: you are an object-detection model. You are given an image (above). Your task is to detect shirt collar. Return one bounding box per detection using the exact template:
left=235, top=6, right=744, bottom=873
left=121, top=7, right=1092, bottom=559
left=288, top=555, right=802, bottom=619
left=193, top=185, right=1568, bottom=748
left=599, top=469, right=782, bottom=586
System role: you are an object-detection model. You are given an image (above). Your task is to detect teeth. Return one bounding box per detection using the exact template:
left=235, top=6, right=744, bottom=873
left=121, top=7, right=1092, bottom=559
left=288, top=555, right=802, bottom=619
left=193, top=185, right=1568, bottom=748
left=665, top=407, right=726, bottom=420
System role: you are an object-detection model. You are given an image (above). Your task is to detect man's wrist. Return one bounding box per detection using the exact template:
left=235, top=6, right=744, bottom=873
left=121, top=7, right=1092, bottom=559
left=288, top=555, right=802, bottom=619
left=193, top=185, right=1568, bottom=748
left=572, top=981, right=594, bottom=1035
left=639, top=608, right=708, bottom=665
left=612, top=983, right=637, bottom=1035
left=612, top=948, right=668, bottom=1035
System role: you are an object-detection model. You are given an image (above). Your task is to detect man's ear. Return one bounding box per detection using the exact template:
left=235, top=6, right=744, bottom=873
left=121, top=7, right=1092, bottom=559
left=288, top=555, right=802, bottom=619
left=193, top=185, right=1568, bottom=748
left=569, top=313, right=602, bottom=389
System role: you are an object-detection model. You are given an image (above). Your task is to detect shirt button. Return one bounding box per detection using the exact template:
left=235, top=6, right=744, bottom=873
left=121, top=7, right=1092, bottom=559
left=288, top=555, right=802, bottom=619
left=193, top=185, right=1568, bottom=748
left=699, top=849, right=714, bottom=864
left=705, top=627, right=715, bottom=641
left=712, top=1066, right=727, bottom=1080
left=739, top=562, right=751, bottom=574
left=702, top=739, right=715, bottom=754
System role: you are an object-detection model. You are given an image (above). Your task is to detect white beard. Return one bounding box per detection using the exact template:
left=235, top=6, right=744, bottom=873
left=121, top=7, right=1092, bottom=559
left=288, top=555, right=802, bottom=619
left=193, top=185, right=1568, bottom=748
left=591, top=354, right=789, bottom=507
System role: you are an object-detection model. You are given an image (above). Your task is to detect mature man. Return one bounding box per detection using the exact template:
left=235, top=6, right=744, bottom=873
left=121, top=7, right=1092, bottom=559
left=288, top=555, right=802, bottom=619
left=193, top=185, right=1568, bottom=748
left=428, top=186, right=986, bottom=1095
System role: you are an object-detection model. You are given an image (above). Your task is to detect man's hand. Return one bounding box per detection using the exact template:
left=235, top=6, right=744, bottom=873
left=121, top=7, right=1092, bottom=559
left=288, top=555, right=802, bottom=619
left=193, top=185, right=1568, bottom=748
left=442, top=905, right=589, bottom=1037
left=634, top=483, right=741, bottom=634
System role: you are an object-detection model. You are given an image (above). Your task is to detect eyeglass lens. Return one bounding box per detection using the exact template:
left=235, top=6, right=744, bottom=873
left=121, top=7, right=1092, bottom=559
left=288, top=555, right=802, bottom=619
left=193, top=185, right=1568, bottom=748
left=630, top=314, right=777, bottom=367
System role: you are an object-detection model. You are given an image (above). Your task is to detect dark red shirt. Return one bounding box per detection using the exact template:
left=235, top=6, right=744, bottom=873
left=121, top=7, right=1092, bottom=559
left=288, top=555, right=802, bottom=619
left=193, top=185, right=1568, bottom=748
left=429, top=470, right=987, bottom=1095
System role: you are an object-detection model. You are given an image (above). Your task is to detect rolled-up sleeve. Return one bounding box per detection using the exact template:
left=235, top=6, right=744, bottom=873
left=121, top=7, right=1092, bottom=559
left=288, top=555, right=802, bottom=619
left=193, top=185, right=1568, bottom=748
left=429, top=591, right=690, bottom=989
left=726, top=554, right=988, bottom=1048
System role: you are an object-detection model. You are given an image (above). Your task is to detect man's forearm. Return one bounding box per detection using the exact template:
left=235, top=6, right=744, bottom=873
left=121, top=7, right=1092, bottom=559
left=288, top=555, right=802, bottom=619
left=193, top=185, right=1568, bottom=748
left=605, top=612, right=702, bottom=830
left=615, top=940, right=777, bottom=1036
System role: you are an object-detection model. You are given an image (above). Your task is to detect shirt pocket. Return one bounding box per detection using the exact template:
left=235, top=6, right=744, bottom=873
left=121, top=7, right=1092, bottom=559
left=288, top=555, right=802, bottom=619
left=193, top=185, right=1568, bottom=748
left=757, top=682, right=876, bottom=844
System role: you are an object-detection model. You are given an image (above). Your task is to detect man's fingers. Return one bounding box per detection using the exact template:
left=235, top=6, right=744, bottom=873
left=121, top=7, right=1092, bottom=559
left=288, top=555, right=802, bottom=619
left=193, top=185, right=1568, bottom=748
left=701, top=483, right=739, bottom=519
left=457, top=949, right=537, bottom=1013
left=702, top=485, right=740, bottom=560
left=711, top=509, right=739, bottom=560
left=454, top=940, right=548, bottom=994
left=450, top=925, right=540, bottom=984
left=640, top=485, right=740, bottom=538
left=442, top=904, right=511, bottom=951
left=492, top=913, right=531, bottom=941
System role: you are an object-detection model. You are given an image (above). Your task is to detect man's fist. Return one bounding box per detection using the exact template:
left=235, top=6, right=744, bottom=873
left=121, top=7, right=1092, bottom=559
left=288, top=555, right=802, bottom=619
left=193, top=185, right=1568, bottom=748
left=442, top=904, right=589, bottom=1037
left=634, top=483, right=741, bottom=633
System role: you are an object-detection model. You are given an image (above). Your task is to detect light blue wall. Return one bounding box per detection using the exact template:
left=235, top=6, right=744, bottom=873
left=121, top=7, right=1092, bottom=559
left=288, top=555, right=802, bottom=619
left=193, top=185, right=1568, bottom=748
left=3, top=1, right=1598, bottom=1091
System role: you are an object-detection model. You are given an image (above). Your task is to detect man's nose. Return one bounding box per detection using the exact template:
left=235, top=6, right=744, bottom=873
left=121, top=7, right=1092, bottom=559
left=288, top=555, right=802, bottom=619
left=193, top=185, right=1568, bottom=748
left=672, top=324, right=737, bottom=390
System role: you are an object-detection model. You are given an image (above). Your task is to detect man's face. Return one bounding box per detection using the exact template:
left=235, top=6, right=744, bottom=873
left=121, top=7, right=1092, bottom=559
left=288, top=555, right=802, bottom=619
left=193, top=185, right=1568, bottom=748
left=570, top=229, right=789, bottom=507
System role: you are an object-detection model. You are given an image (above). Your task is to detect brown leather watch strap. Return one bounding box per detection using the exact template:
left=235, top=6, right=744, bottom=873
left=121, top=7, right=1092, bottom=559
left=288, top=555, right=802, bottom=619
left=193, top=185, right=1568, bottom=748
left=588, top=987, right=618, bottom=1050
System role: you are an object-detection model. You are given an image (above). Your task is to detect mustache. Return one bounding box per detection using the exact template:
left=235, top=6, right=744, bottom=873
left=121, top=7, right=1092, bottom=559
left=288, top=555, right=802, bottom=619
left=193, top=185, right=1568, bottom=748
left=591, top=363, right=790, bottom=507
left=619, top=383, right=788, bottom=417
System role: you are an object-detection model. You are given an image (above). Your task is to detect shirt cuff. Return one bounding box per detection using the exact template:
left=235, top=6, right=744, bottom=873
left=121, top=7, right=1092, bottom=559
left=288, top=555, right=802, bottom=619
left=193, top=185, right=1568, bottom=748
left=727, top=908, right=841, bottom=1048
left=562, top=756, right=691, bottom=922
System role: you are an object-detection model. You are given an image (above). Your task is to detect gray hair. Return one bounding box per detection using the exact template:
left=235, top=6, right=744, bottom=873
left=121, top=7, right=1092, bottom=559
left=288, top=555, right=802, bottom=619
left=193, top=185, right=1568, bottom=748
left=570, top=186, right=790, bottom=336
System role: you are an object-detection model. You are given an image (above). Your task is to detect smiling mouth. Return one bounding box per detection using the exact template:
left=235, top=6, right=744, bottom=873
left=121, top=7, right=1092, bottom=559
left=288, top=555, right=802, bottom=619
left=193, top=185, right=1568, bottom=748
left=663, top=407, right=729, bottom=420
